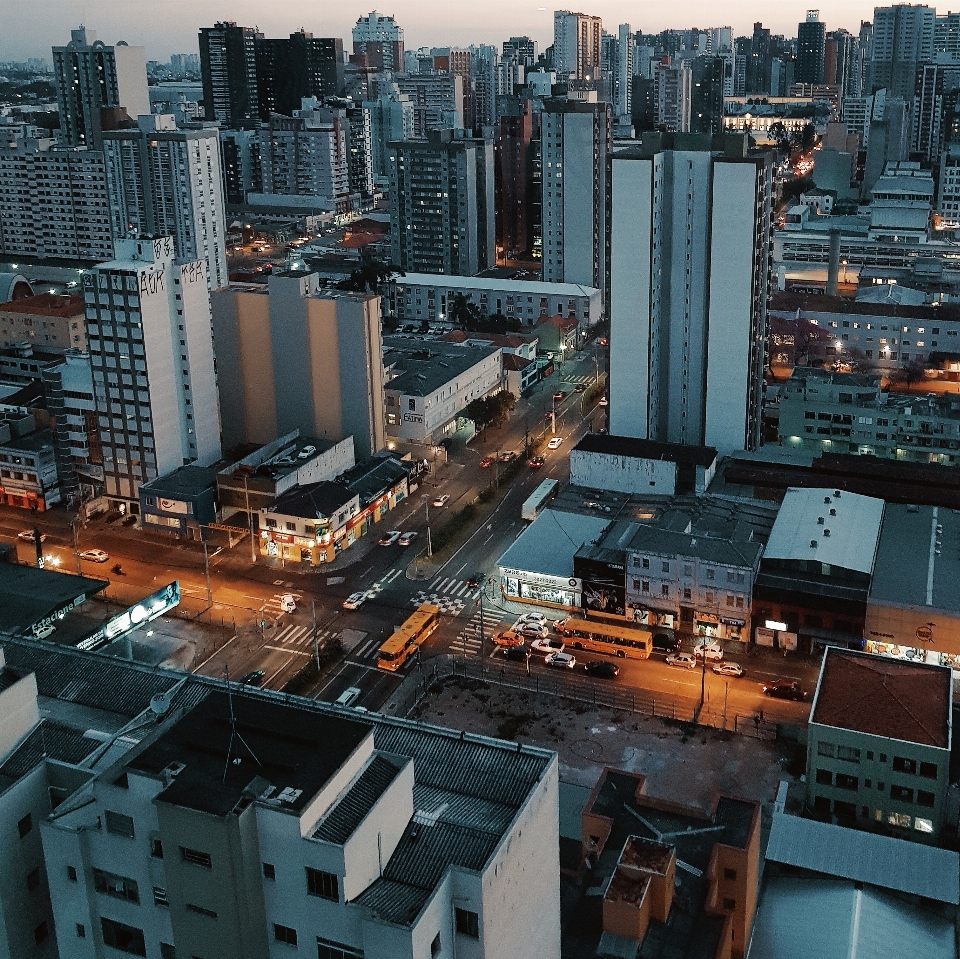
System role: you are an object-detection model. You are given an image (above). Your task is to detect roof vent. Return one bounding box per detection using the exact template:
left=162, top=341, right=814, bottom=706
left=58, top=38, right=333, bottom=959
left=824, top=496, right=831, bottom=504
left=817, top=516, right=824, bottom=525
left=829, top=508, right=836, bottom=516
left=823, top=529, right=831, bottom=537
left=834, top=490, right=842, bottom=497
left=810, top=540, right=818, bottom=548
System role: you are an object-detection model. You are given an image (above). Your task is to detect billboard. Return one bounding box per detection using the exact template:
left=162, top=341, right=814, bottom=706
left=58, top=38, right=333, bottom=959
left=78, top=582, right=180, bottom=651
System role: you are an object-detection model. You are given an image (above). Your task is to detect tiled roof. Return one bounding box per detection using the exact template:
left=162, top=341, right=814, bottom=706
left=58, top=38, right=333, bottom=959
left=313, top=753, right=403, bottom=844
left=0, top=719, right=97, bottom=791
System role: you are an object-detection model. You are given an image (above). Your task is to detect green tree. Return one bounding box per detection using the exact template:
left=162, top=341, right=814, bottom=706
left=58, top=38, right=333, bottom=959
left=465, top=397, right=493, bottom=430
left=337, top=255, right=404, bottom=293
left=449, top=292, right=481, bottom=330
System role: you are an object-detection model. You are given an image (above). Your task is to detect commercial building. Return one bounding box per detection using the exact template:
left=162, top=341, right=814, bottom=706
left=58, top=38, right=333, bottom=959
left=389, top=130, right=495, bottom=277
left=84, top=237, right=222, bottom=514
left=52, top=26, right=149, bottom=148
left=796, top=11, right=826, bottom=85
left=608, top=133, right=773, bottom=455
left=0, top=419, right=59, bottom=511
left=553, top=10, right=603, bottom=82
left=211, top=274, right=386, bottom=459
left=0, top=140, right=114, bottom=262
left=138, top=464, right=218, bottom=539
left=0, top=294, right=86, bottom=352
left=198, top=21, right=260, bottom=127
left=386, top=273, right=601, bottom=328
left=541, top=95, right=610, bottom=293
left=382, top=337, right=502, bottom=446
left=102, top=115, right=229, bottom=291
left=806, top=648, right=952, bottom=842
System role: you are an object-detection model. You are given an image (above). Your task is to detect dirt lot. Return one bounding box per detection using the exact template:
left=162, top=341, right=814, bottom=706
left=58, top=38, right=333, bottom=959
left=411, top=675, right=794, bottom=812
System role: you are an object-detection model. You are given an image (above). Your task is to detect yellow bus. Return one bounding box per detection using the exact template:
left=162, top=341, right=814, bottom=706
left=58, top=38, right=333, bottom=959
left=554, top=617, right=653, bottom=660
left=377, top=604, right=441, bottom=671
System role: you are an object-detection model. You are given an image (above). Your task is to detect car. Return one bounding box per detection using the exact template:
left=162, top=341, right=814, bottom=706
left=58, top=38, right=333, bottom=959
left=528, top=456, right=545, bottom=469
left=585, top=661, right=620, bottom=679
left=342, top=591, right=368, bottom=610
left=763, top=681, right=808, bottom=701
left=503, top=645, right=531, bottom=662
left=241, top=670, right=265, bottom=686
left=492, top=630, right=524, bottom=648
left=378, top=530, right=401, bottom=546
left=498, top=450, right=517, bottom=462
left=398, top=531, right=419, bottom=546
left=479, top=456, right=493, bottom=468
left=545, top=651, right=577, bottom=669
left=547, top=436, right=563, bottom=450
left=79, top=548, right=109, bottom=563
left=531, top=636, right=565, bottom=655
left=518, top=612, right=548, bottom=626
left=465, top=572, right=484, bottom=588
left=552, top=391, right=566, bottom=401
left=32, top=624, right=56, bottom=640
left=17, top=530, right=46, bottom=543
left=598, top=397, right=609, bottom=407
left=651, top=632, right=680, bottom=653
left=432, top=494, right=450, bottom=508
left=712, top=662, right=744, bottom=678
left=574, top=384, right=586, bottom=393
left=694, top=642, right=724, bottom=662
left=279, top=593, right=297, bottom=613
left=518, top=623, right=549, bottom=639
left=666, top=652, right=697, bottom=669
left=543, top=411, right=554, bottom=421
left=335, top=687, right=362, bottom=706
left=598, top=337, right=608, bottom=346
left=297, top=445, right=317, bottom=459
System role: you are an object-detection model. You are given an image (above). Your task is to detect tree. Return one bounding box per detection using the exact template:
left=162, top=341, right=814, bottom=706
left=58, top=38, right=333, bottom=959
left=449, top=292, right=481, bottom=330
left=337, top=254, right=404, bottom=293
left=768, top=121, right=791, bottom=154
left=465, top=397, right=493, bottom=430
left=488, top=391, right=516, bottom=427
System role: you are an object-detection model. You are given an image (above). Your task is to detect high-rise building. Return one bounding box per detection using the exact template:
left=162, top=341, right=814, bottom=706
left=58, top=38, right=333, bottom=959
left=825, top=28, right=859, bottom=102
left=612, top=24, right=633, bottom=118
left=83, top=236, right=221, bottom=513
left=198, top=22, right=260, bottom=127
left=255, top=31, right=346, bottom=119
left=495, top=99, right=535, bottom=261
left=912, top=62, right=949, bottom=163
left=345, top=104, right=375, bottom=199
left=553, top=10, right=603, bottom=82
left=936, top=11, right=960, bottom=55
left=796, top=10, right=827, bottom=85
left=869, top=4, right=935, bottom=101
left=389, top=130, right=495, bottom=276
left=220, top=128, right=262, bottom=205
left=608, top=133, right=773, bottom=455
left=503, top=36, right=538, bottom=67
left=690, top=57, right=725, bottom=135
left=0, top=139, right=114, bottom=261
left=747, top=23, right=772, bottom=94
left=52, top=26, right=149, bottom=148
left=364, top=82, right=414, bottom=186
left=654, top=58, right=692, bottom=132
left=102, top=115, right=229, bottom=291
left=212, top=275, right=386, bottom=457
left=352, top=11, right=404, bottom=72
left=541, top=95, right=610, bottom=292
left=395, top=73, right=465, bottom=137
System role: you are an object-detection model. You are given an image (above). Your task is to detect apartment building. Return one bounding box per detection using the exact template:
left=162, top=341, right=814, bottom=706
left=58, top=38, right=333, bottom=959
left=198, top=21, right=260, bottom=127
left=553, top=10, right=603, bottom=82
left=0, top=419, right=60, bottom=512
left=393, top=75, right=464, bottom=138
left=807, top=648, right=952, bottom=843
left=0, top=294, right=87, bottom=352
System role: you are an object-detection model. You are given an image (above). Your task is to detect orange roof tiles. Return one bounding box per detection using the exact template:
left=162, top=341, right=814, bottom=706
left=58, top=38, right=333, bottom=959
left=0, top=293, right=85, bottom=317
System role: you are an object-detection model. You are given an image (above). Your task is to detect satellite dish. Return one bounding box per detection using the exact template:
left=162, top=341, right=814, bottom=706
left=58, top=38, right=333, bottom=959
left=149, top=691, right=173, bottom=716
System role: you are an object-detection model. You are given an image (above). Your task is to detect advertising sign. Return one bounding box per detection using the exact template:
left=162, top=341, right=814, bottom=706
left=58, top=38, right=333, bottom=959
left=77, top=582, right=181, bottom=651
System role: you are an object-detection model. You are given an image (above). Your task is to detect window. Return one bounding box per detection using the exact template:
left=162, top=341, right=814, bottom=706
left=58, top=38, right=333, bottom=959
left=890, top=784, right=914, bottom=803
left=641, top=557, right=649, bottom=569
left=67, top=865, right=78, bottom=881
left=722, top=898, right=736, bottom=911
left=263, top=862, right=276, bottom=880
left=835, top=773, right=858, bottom=791
left=641, top=581, right=649, bottom=594
left=661, top=562, right=669, bottom=573
left=817, top=742, right=835, bottom=757
left=77, top=924, right=86, bottom=938
left=316, top=936, right=364, bottom=959
left=892, top=756, right=916, bottom=775
left=185, top=903, right=217, bottom=919
left=836, top=746, right=861, bottom=763
left=179, top=847, right=211, bottom=868
left=914, top=817, right=934, bottom=833
left=917, top=790, right=935, bottom=808
left=455, top=908, right=479, bottom=938
left=153, top=887, right=168, bottom=907
left=815, top=769, right=832, bottom=786
left=887, top=812, right=911, bottom=828
left=661, top=584, right=669, bottom=597
left=306, top=867, right=339, bottom=902
left=105, top=810, right=135, bottom=838
left=18, top=813, right=32, bottom=838
left=431, top=933, right=441, bottom=957
left=274, top=924, right=298, bottom=946
left=160, top=945, right=176, bottom=959
left=26, top=867, right=41, bottom=892
left=101, top=918, right=146, bottom=956
left=723, top=868, right=737, bottom=881
left=150, top=837, right=164, bottom=858
left=35, top=922, right=49, bottom=946
left=94, top=868, right=139, bottom=903
left=920, top=762, right=938, bottom=779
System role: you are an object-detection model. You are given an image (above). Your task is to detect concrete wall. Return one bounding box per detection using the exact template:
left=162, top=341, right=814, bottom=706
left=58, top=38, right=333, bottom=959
left=569, top=449, right=677, bottom=495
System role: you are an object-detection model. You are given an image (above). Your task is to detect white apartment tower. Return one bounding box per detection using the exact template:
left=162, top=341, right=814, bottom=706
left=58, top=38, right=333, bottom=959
left=52, top=26, right=150, bottom=148
left=608, top=133, right=773, bottom=455
left=103, top=115, right=229, bottom=291
left=654, top=58, right=692, bottom=133
left=614, top=24, right=633, bottom=119
left=83, top=236, right=221, bottom=513
left=541, top=95, right=611, bottom=293
left=553, top=10, right=603, bottom=81
left=868, top=4, right=935, bottom=101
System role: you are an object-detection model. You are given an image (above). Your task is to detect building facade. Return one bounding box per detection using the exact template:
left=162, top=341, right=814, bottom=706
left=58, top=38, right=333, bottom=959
left=868, top=4, right=936, bottom=102
left=553, top=10, right=603, bottom=82
left=352, top=11, right=405, bottom=72
left=0, top=294, right=87, bottom=352
left=198, top=22, right=260, bottom=127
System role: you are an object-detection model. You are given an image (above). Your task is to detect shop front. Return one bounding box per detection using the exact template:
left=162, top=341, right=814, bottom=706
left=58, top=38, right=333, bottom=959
left=694, top=611, right=747, bottom=642
left=500, top=567, right=582, bottom=609
left=628, top=604, right=677, bottom=630
left=865, top=604, right=960, bottom=670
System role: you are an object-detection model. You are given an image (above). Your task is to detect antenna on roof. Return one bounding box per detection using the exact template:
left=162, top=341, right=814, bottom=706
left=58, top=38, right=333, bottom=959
left=222, top=665, right=261, bottom=783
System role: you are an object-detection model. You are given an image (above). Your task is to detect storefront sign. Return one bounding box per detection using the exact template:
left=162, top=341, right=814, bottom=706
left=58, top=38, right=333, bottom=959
left=403, top=412, right=424, bottom=424
left=31, top=595, right=84, bottom=633
left=158, top=498, right=189, bottom=514
left=765, top=620, right=788, bottom=631
left=78, top=582, right=180, bottom=651
left=500, top=567, right=581, bottom=590
left=916, top=624, right=935, bottom=644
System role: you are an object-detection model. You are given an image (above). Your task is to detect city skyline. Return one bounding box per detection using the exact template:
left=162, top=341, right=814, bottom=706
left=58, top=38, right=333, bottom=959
left=2, top=2, right=895, bottom=64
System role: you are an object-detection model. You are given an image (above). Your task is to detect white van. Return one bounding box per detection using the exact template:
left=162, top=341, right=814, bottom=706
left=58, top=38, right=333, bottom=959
left=335, top=687, right=362, bottom=707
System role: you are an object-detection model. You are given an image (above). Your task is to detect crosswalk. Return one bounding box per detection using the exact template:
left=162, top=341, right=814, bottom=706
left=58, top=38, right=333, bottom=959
left=409, top=575, right=483, bottom=615
left=560, top=374, right=596, bottom=386
left=365, top=567, right=404, bottom=600
left=450, top=608, right=508, bottom=656
left=263, top=624, right=336, bottom=655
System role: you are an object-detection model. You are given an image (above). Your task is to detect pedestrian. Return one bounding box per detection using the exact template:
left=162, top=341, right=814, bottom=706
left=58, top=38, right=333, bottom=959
left=758, top=709, right=764, bottom=724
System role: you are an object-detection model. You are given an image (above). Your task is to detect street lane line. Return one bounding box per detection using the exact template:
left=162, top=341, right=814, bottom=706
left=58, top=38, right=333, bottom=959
left=264, top=646, right=310, bottom=656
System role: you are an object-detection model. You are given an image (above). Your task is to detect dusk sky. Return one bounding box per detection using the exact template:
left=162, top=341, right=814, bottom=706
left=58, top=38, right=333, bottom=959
left=5, top=2, right=883, bottom=63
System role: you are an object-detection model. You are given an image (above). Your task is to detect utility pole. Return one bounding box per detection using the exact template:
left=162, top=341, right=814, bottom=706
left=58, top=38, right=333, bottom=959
left=699, top=646, right=707, bottom=712
left=244, top=474, right=257, bottom=564
left=203, top=540, right=212, bottom=607
left=71, top=517, right=82, bottom=576
left=424, top=496, right=433, bottom=558
left=312, top=599, right=319, bottom=670
left=478, top=587, right=485, bottom=655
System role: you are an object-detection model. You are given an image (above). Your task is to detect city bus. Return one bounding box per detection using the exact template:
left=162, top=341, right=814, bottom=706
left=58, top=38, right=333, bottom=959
left=554, top=617, right=654, bottom=660
left=522, top=478, right=559, bottom=521
left=376, top=604, right=441, bottom=671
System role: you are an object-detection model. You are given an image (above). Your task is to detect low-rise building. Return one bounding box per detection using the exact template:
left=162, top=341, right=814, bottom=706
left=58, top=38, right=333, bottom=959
left=0, top=294, right=87, bottom=352
left=259, top=481, right=360, bottom=564
left=0, top=420, right=59, bottom=511
left=139, top=465, right=219, bottom=540
left=806, top=648, right=952, bottom=843
left=502, top=353, right=539, bottom=396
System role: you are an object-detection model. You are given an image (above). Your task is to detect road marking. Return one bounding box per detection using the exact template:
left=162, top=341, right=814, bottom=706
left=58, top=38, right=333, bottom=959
left=264, top=646, right=311, bottom=656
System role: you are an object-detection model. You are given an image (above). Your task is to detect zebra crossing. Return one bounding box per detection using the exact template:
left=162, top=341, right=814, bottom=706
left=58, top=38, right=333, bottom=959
left=560, top=374, right=595, bottom=385
left=450, top=608, right=507, bottom=656
left=365, top=566, right=404, bottom=600
left=409, top=575, right=482, bottom=615
left=263, top=624, right=335, bottom=654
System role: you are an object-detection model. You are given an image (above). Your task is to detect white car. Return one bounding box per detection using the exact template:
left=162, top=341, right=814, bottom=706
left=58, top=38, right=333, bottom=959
left=547, top=436, right=563, bottom=450
left=693, top=642, right=724, bottom=662
left=666, top=652, right=697, bottom=669
left=518, top=612, right=548, bottom=627
left=32, top=624, right=56, bottom=639
left=432, top=494, right=450, bottom=508
left=18, top=530, right=46, bottom=543
left=545, top=651, right=577, bottom=669
left=398, top=531, right=419, bottom=546
left=518, top=623, right=548, bottom=639
left=530, top=636, right=564, bottom=655
left=279, top=593, right=297, bottom=613
left=79, top=548, right=109, bottom=563
left=378, top=530, right=401, bottom=546
left=342, top=592, right=367, bottom=610
left=712, top=662, right=744, bottom=678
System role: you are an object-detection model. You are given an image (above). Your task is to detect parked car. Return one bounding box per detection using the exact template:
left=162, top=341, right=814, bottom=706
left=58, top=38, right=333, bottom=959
left=241, top=670, right=264, bottom=686
left=432, top=494, right=450, bottom=507
left=503, top=646, right=531, bottom=662
left=528, top=456, right=545, bottom=469
left=32, top=624, right=56, bottom=640
left=79, top=548, right=110, bottom=563
left=335, top=687, right=362, bottom=706
left=531, top=636, right=564, bottom=655
left=297, top=445, right=317, bottom=459
left=378, top=530, right=401, bottom=546
left=694, top=642, right=724, bottom=662
left=18, top=530, right=46, bottom=543
left=479, top=457, right=492, bottom=468
left=398, top=531, right=419, bottom=546
left=763, top=681, right=808, bottom=701
left=598, top=397, right=608, bottom=406
left=492, top=630, right=524, bottom=648
left=547, top=436, right=563, bottom=450
left=712, top=662, right=744, bottom=678
left=545, top=651, right=577, bottom=669
left=585, top=661, right=620, bottom=679
left=666, top=652, right=697, bottom=669
left=465, top=572, right=483, bottom=588
left=279, top=593, right=297, bottom=613
left=651, top=632, right=680, bottom=653
left=342, top=591, right=368, bottom=610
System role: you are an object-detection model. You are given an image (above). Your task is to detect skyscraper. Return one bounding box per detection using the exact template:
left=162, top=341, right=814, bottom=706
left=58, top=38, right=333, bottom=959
left=198, top=22, right=260, bottom=127
left=84, top=236, right=221, bottom=514
left=495, top=99, right=535, bottom=261
left=869, top=4, right=935, bottom=100
left=541, top=94, right=610, bottom=292
left=796, top=10, right=827, bottom=85
left=553, top=10, right=603, bottom=82
left=352, top=11, right=404, bottom=72
left=654, top=58, right=692, bottom=132
left=613, top=24, right=633, bottom=118
left=364, top=81, right=414, bottom=186
left=690, top=57, right=726, bottom=135
left=607, top=133, right=773, bottom=455
left=255, top=31, right=346, bottom=119
left=52, top=26, right=149, bottom=148
left=102, top=116, right=229, bottom=290
left=389, top=130, right=495, bottom=276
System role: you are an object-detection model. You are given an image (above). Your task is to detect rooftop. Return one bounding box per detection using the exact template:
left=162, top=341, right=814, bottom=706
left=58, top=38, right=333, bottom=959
left=139, top=464, right=217, bottom=499
left=574, top=434, right=717, bottom=468
left=266, top=480, right=356, bottom=520
left=0, top=293, right=84, bottom=317
left=392, top=272, right=600, bottom=298
left=498, top=508, right=612, bottom=580
left=338, top=454, right=409, bottom=504
left=811, top=648, right=951, bottom=749
left=0, top=565, right=107, bottom=634
left=383, top=339, right=499, bottom=398
left=0, top=427, right=56, bottom=454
